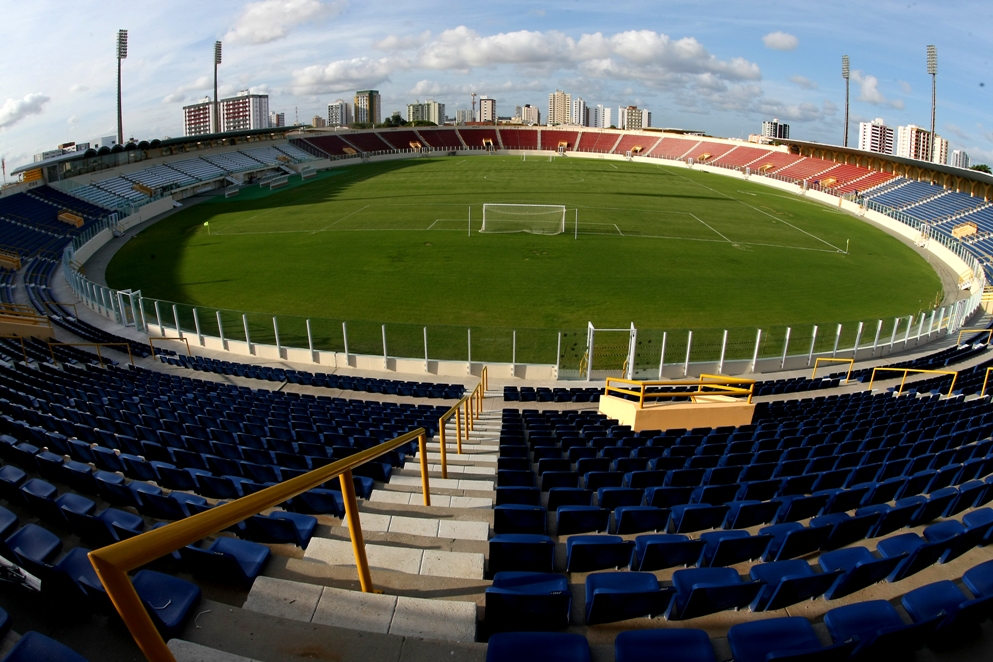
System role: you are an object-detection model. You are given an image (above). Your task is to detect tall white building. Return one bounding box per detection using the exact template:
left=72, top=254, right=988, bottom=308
left=951, top=150, right=971, bottom=169
left=478, top=96, right=496, bottom=123
left=858, top=118, right=895, bottom=154
left=618, top=106, right=645, bottom=131
left=183, top=91, right=269, bottom=136
left=570, top=97, right=588, bottom=126
left=407, top=100, right=445, bottom=125
left=547, top=90, right=571, bottom=126
left=327, top=100, right=351, bottom=127
left=354, top=90, right=381, bottom=125
left=896, top=125, right=948, bottom=165
left=761, top=118, right=790, bottom=140
left=590, top=105, right=610, bottom=129
left=455, top=109, right=473, bottom=124
left=518, top=104, right=540, bottom=125
left=269, top=112, right=285, bottom=128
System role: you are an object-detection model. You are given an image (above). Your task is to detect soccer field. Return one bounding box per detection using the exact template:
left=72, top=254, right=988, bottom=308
left=106, top=155, right=941, bottom=365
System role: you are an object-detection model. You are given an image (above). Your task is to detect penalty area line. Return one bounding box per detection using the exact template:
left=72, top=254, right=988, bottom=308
left=316, top=205, right=370, bottom=232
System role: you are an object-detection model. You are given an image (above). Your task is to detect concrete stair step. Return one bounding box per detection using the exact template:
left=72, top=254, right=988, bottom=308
left=345, top=511, right=489, bottom=541
left=243, top=576, right=477, bottom=643
left=368, top=489, right=491, bottom=508
left=397, top=462, right=495, bottom=477
left=304, top=538, right=485, bottom=580
left=388, top=474, right=493, bottom=492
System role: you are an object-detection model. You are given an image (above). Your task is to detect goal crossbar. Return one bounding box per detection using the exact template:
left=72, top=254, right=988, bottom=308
left=480, top=203, right=567, bottom=235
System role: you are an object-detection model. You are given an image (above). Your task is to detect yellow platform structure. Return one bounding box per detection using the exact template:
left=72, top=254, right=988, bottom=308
left=598, top=375, right=756, bottom=432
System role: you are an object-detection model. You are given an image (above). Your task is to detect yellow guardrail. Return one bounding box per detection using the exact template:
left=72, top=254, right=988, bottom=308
left=957, top=328, right=993, bottom=345
left=437, top=367, right=487, bottom=478
left=811, top=357, right=855, bottom=382
left=47, top=342, right=134, bottom=368
left=980, top=367, right=993, bottom=398
left=867, top=367, right=958, bottom=397
left=604, top=374, right=756, bottom=408
left=90, top=427, right=430, bottom=662
left=149, top=336, right=192, bottom=357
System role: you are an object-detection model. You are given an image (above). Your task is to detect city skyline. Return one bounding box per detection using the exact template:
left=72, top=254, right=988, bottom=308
left=1, top=1, right=992, bottom=170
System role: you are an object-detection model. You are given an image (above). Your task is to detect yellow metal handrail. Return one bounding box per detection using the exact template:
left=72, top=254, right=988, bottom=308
left=957, top=328, right=993, bottom=345
left=437, top=367, right=487, bottom=477
left=811, top=357, right=855, bottom=382
left=980, top=367, right=993, bottom=398
left=0, top=335, right=28, bottom=363
left=90, top=427, right=430, bottom=662
left=47, top=342, right=135, bottom=368
left=149, top=335, right=192, bottom=357
left=604, top=375, right=756, bottom=408
left=867, top=367, right=958, bottom=397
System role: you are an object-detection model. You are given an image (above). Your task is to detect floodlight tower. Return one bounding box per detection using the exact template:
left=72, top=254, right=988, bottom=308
left=842, top=55, right=850, bottom=147
left=471, top=92, right=477, bottom=122
left=116, top=29, right=128, bottom=145
left=214, top=41, right=223, bottom=134
left=927, top=45, right=937, bottom=162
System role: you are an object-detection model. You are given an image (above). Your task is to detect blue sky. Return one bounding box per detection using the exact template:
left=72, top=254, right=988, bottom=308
left=1, top=0, right=991, bottom=172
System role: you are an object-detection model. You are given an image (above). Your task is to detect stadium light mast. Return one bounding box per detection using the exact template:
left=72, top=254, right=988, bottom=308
left=841, top=55, right=850, bottom=147
left=116, top=29, right=128, bottom=145
left=927, top=45, right=937, bottom=163
left=214, top=41, right=223, bottom=134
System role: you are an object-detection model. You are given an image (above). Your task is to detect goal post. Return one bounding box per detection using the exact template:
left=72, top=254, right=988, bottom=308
left=480, top=204, right=567, bottom=235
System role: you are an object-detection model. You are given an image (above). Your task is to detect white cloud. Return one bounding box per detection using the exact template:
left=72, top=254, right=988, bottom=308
left=762, top=31, right=798, bottom=51
left=225, top=0, right=347, bottom=45
left=789, top=75, right=818, bottom=90
left=899, top=80, right=913, bottom=94
left=292, top=57, right=402, bottom=94
left=0, top=93, right=50, bottom=131
left=851, top=70, right=903, bottom=108
left=945, top=124, right=971, bottom=141
left=69, top=84, right=89, bottom=94
left=162, top=76, right=213, bottom=104
left=375, top=31, right=432, bottom=51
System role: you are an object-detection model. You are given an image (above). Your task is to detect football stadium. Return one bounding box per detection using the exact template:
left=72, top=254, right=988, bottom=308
left=2, top=9, right=993, bottom=662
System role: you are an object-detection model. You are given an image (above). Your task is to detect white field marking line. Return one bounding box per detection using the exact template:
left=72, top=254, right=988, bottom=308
left=614, top=224, right=623, bottom=236
left=609, top=164, right=618, bottom=170
left=427, top=219, right=469, bottom=230
left=688, top=212, right=734, bottom=244
left=211, top=175, right=349, bottom=235
left=575, top=230, right=841, bottom=252
left=673, top=171, right=845, bottom=252
left=316, top=204, right=370, bottom=232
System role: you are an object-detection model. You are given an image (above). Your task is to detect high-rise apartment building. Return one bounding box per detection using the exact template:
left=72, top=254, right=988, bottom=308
left=641, top=109, right=652, bottom=129
left=951, top=150, right=971, bottom=169
left=618, top=106, right=644, bottom=131
left=519, top=104, right=540, bottom=125
left=311, top=116, right=326, bottom=128
left=327, top=100, right=351, bottom=127
left=354, top=90, right=381, bottom=125
left=478, top=96, right=496, bottom=123
left=857, top=118, right=895, bottom=154
left=590, top=105, right=610, bottom=129
left=896, top=125, right=948, bottom=165
left=407, top=100, right=445, bottom=125
left=455, top=109, right=473, bottom=124
left=269, top=112, right=285, bottom=128
left=183, top=90, right=269, bottom=136
left=547, top=90, right=571, bottom=126
left=570, top=97, right=588, bottom=126
left=761, top=118, right=790, bottom=140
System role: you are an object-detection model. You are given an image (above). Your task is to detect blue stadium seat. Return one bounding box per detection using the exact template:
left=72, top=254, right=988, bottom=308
left=565, top=535, right=634, bottom=572
left=699, top=531, right=772, bottom=567
left=611, top=506, right=668, bottom=534
left=749, top=559, right=843, bottom=611
left=728, top=616, right=855, bottom=662
left=632, top=534, right=704, bottom=571
left=485, top=571, right=571, bottom=632
left=179, top=537, right=271, bottom=587
left=556, top=506, right=609, bottom=535
left=760, top=522, right=830, bottom=562
left=131, top=570, right=203, bottom=640
left=818, top=547, right=904, bottom=599
left=876, top=533, right=951, bottom=582
left=3, top=631, right=90, bottom=662
left=902, top=579, right=993, bottom=640
left=824, top=599, right=940, bottom=661
left=494, top=504, right=546, bottom=535
left=585, top=572, right=673, bottom=625
left=488, top=534, right=556, bottom=575
left=244, top=512, right=318, bottom=549
left=667, top=567, right=764, bottom=620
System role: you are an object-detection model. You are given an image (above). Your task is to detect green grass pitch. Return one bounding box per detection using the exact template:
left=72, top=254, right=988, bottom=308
left=106, top=155, right=941, bottom=366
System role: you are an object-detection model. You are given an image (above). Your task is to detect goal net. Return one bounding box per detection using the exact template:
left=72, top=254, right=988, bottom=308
left=480, top=204, right=567, bottom=235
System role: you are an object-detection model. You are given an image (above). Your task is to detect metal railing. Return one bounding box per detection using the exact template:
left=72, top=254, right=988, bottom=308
left=957, top=328, right=993, bottom=345
left=47, top=342, right=134, bottom=368
left=981, top=367, right=993, bottom=398
left=604, top=374, right=756, bottom=408
left=436, top=367, right=488, bottom=476
left=148, top=335, right=192, bottom=356
left=811, top=357, right=855, bottom=382
left=867, top=367, right=958, bottom=396
left=90, top=428, right=430, bottom=662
